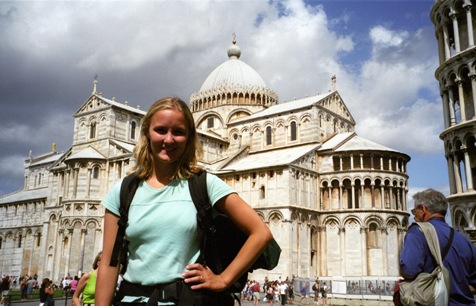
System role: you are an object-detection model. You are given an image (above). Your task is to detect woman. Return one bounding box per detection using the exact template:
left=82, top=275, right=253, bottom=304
left=96, top=97, right=273, bottom=306
left=20, top=278, right=28, bottom=300
left=266, top=282, right=274, bottom=306
left=321, top=282, right=328, bottom=305
left=69, top=276, right=79, bottom=297
left=288, top=282, right=294, bottom=305
left=39, top=278, right=48, bottom=306
left=44, top=279, right=55, bottom=306
left=72, top=252, right=101, bottom=306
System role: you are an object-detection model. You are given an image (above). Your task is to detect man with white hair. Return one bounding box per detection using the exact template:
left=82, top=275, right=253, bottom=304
left=400, top=188, right=476, bottom=305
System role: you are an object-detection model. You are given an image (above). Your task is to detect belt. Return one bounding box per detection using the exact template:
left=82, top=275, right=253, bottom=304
left=118, top=280, right=184, bottom=305
left=84, top=304, right=95, bottom=306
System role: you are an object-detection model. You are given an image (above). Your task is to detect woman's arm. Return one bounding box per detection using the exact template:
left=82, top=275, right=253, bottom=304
left=71, top=273, right=90, bottom=306
left=183, top=193, right=273, bottom=291
left=96, top=210, right=121, bottom=306
left=45, top=285, right=54, bottom=296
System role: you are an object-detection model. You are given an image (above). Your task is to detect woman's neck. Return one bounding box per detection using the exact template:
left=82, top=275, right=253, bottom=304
left=147, top=166, right=176, bottom=188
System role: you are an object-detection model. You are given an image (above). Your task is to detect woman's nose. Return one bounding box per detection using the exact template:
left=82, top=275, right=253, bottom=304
left=164, top=131, right=174, bottom=142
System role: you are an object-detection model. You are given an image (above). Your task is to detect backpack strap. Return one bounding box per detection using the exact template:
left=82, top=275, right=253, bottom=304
left=188, top=170, right=225, bottom=273
left=109, top=172, right=140, bottom=275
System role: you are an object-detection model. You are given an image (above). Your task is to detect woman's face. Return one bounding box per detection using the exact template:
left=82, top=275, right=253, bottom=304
left=148, top=108, right=189, bottom=166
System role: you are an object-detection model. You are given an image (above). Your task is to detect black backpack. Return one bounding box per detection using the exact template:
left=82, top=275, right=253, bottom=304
left=110, top=170, right=281, bottom=292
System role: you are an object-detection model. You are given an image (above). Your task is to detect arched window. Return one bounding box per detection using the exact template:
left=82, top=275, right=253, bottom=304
left=90, top=122, right=97, bottom=139
left=266, top=126, right=272, bottom=145
left=130, top=121, right=137, bottom=139
left=260, top=185, right=266, bottom=199
left=18, top=234, right=22, bottom=248
left=368, top=223, right=380, bottom=248
left=290, top=121, right=297, bottom=141
left=207, top=117, right=214, bottom=128
left=92, top=166, right=100, bottom=179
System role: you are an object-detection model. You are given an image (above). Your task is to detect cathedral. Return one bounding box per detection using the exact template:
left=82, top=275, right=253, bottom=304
left=0, top=39, right=411, bottom=283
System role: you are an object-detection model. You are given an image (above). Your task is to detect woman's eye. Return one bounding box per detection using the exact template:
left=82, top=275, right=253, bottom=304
left=173, top=129, right=186, bottom=136
left=154, top=128, right=167, bottom=134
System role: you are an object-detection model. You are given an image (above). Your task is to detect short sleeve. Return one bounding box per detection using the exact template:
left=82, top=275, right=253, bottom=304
left=205, top=173, right=236, bottom=206
left=100, top=179, right=123, bottom=216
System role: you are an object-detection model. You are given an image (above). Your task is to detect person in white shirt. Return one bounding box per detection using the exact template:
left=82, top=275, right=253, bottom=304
left=278, top=282, right=288, bottom=305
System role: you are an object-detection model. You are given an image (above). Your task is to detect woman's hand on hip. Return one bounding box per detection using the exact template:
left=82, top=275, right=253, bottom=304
left=182, top=263, right=228, bottom=292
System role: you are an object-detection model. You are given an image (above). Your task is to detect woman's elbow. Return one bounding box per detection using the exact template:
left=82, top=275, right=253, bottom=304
left=262, top=226, right=274, bottom=246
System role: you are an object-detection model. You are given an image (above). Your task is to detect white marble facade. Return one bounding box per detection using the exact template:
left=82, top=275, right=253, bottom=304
left=0, top=40, right=411, bottom=283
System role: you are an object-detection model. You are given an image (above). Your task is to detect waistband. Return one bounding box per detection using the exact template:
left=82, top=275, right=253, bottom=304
left=118, top=280, right=183, bottom=305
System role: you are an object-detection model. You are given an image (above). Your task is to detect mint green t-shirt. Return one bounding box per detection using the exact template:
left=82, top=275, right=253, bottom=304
left=101, top=173, right=234, bottom=286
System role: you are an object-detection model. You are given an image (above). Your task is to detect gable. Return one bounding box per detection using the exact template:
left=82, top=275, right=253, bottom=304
left=316, top=91, right=355, bottom=124
left=74, top=94, right=111, bottom=117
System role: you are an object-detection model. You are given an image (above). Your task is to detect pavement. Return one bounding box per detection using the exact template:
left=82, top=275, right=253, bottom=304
left=10, top=296, right=393, bottom=306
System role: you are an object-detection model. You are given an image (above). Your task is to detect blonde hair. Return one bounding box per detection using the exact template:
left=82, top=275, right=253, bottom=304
left=130, top=97, right=203, bottom=179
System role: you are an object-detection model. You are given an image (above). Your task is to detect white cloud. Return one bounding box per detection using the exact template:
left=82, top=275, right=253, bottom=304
left=370, top=25, right=408, bottom=47
left=0, top=0, right=447, bottom=194
left=356, top=99, right=443, bottom=154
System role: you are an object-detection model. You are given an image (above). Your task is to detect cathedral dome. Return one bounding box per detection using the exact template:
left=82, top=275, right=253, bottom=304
left=190, top=39, right=277, bottom=112
left=199, top=40, right=267, bottom=91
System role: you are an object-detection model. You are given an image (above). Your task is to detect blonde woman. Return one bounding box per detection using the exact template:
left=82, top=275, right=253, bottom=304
left=96, top=97, right=273, bottom=306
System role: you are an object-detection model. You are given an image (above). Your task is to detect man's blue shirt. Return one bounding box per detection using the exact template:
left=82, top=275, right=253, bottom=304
left=400, top=217, right=476, bottom=305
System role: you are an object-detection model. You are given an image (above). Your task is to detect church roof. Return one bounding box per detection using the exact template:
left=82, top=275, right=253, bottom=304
left=99, top=95, right=146, bottom=116
left=66, top=146, right=106, bottom=161
left=233, top=92, right=335, bottom=123
left=74, top=80, right=146, bottom=117
left=0, top=187, right=47, bottom=204
left=27, top=152, right=62, bottom=167
left=220, top=144, right=320, bottom=171
left=199, top=39, right=269, bottom=92
left=198, top=129, right=228, bottom=143
left=319, top=132, right=400, bottom=153
left=110, top=139, right=136, bottom=153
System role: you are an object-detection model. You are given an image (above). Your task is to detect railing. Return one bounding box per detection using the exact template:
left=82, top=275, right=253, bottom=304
left=294, top=276, right=401, bottom=302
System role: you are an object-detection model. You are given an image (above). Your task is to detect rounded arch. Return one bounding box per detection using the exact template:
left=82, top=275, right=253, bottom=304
left=88, top=115, right=98, bottom=124
left=322, top=215, right=341, bottom=227
left=226, top=108, right=252, bottom=123
left=290, top=210, right=300, bottom=222
left=286, top=116, right=299, bottom=124
left=49, top=213, right=59, bottom=223
left=85, top=219, right=100, bottom=229
left=300, top=114, right=312, bottom=125
left=342, top=215, right=362, bottom=227
left=228, top=128, right=240, bottom=138
left=255, top=211, right=265, bottom=221
left=275, top=119, right=286, bottom=128
left=385, top=216, right=401, bottom=227
left=240, top=126, right=250, bottom=134
left=300, top=212, right=310, bottom=223
left=251, top=124, right=261, bottom=134
left=268, top=210, right=284, bottom=224
left=364, top=216, right=384, bottom=228
left=196, top=110, right=224, bottom=126
left=453, top=207, right=469, bottom=229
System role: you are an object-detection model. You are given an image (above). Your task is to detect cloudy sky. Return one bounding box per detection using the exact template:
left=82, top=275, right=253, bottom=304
left=0, top=0, right=444, bottom=204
